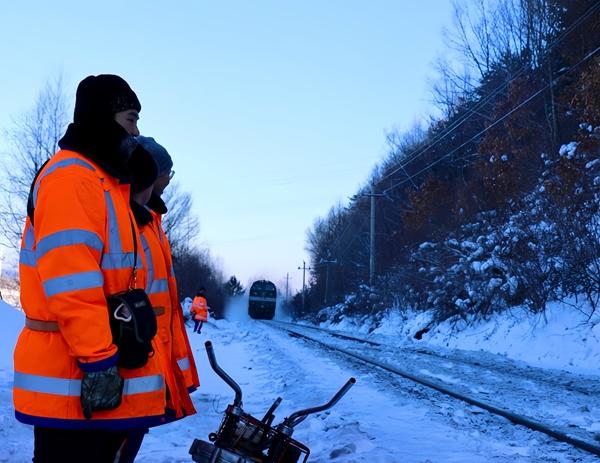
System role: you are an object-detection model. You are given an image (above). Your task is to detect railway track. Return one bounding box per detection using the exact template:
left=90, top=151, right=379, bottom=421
left=262, top=319, right=600, bottom=458
left=268, top=320, right=600, bottom=396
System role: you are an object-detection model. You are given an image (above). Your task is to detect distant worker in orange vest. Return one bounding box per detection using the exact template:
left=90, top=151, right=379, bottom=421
left=191, top=288, right=209, bottom=333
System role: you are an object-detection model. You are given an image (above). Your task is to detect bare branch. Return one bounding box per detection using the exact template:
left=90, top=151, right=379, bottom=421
left=162, top=182, right=201, bottom=256
left=0, top=75, right=70, bottom=249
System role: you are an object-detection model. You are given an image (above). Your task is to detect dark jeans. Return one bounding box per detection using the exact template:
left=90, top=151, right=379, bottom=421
left=193, top=320, right=204, bottom=333
left=33, top=426, right=127, bottom=463
left=117, top=428, right=148, bottom=463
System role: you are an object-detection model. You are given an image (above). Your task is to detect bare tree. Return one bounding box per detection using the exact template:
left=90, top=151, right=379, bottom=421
left=432, top=0, right=561, bottom=114
left=431, top=0, right=498, bottom=113
left=162, top=182, right=200, bottom=257
left=0, top=75, right=70, bottom=249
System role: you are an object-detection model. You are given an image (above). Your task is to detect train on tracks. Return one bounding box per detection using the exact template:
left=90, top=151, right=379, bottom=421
left=248, top=280, right=277, bottom=319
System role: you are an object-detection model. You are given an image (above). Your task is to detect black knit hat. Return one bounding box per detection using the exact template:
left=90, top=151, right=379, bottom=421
left=129, top=145, right=159, bottom=193
left=73, top=74, right=141, bottom=124
left=136, top=136, right=173, bottom=175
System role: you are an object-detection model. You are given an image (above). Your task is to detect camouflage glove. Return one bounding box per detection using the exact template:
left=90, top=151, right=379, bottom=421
left=80, top=366, right=124, bottom=419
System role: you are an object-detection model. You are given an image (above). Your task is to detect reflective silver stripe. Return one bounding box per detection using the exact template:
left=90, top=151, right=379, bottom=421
left=14, top=372, right=164, bottom=396
left=36, top=229, right=103, bottom=260
left=141, top=234, right=165, bottom=294
left=24, top=225, right=35, bottom=249
left=14, top=372, right=80, bottom=396
left=20, top=226, right=37, bottom=266
left=33, top=158, right=96, bottom=206
left=43, top=271, right=103, bottom=297
left=103, top=193, right=142, bottom=270
left=122, top=374, right=164, bottom=395
left=19, top=249, right=36, bottom=266
left=105, top=191, right=122, bottom=254
left=249, top=296, right=276, bottom=303
left=168, top=263, right=175, bottom=277
left=101, top=252, right=137, bottom=270
left=148, top=279, right=168, bottom=295
left=177, top=357, right=190, bottom=371
left=140, top=235, right=150, bottom=254
left=141, top=234, right=153, bottom=293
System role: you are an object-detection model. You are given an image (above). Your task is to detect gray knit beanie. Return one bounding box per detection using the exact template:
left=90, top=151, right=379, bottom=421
left=136, top=136, right=173, bottom=175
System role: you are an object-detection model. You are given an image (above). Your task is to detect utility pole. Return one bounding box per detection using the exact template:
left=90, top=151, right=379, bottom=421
left=547, top=56, right=558, bottom=152
left=297, top=261, right=311, bottom=313
left=361, top=185, right=385, bottom=286
left=284, top=272, right=291, bottom=301
left=370, top=188, right=375, bottom=286
left=319, top=257, right=337, bottom=306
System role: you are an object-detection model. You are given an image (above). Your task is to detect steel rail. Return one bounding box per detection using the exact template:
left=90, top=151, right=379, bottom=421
left=268, top=320, right=597, bottom=396
left=262, top=320, right=600, bottom=458
left=268, top=320, right=382, bottom=346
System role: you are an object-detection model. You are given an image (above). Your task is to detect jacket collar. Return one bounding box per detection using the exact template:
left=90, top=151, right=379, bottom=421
left=147, top=192, right=168, bottom=215
left=58, top=120, right=134, bottom=183
left=130, top=200, right=153, bottom=227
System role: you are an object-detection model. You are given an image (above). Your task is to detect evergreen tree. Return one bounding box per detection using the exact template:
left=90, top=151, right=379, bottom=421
left=224, top=275, right=245, bottom=297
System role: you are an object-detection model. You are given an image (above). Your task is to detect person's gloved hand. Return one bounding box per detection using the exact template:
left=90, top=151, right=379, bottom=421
left=80, top=366, right=124, bottom=419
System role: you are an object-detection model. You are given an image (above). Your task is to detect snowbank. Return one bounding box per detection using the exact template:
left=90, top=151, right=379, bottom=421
left=322, top=301, right=600, bottom=376
left=0, top=301, right=23, bottom=371
left=0, top=298, right=599, bottom=461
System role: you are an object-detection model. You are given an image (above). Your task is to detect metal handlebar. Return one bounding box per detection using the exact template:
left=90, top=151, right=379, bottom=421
left=261, top=397, right=282, bottom=425
left=204, top=341, right=243, bottom=407
left=283, top=377, right=356, bottom=428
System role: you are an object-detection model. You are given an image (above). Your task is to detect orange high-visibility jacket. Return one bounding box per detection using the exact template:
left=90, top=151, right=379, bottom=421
left=191, top=296, right=208, bottom=323
left=14, top=150, right=167, bottom=430
left=150, top=210, right=200, bottom=391
left=139, top=214, right=196, bottom=417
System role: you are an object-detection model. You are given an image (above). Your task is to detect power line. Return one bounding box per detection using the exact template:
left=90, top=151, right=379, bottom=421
left=379, top=1, right=600, bottom=184
left=383, top=43, right=600, bottom=195
left=376, top=2, right=600, bottom=188
left=303, top=4, right=600, bottom=290
left=309, top=203, right=368, bottom=274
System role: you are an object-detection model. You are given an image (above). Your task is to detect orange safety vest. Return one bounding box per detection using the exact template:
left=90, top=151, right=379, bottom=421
left=139, top=214, right=196, bottom=417
left=151, top=210, right=200, bottom=391
left=191, top=296, right=208, bottom=323
left=14, top=150, right=167, bottom=430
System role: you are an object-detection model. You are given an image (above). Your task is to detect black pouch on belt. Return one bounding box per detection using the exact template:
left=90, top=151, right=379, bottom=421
left=108, top=288, right=157, bottom=369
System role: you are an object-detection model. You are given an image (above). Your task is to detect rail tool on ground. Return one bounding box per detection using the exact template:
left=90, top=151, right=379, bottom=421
left=189, top=341, right=355, bottom=463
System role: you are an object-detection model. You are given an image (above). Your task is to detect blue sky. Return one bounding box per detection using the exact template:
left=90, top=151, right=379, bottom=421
left=0, top=1, right=452, bottom=292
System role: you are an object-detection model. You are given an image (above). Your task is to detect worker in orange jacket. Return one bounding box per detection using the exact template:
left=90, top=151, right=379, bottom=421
left=13, top=75, right=168, bottom=463
left=191, top=288, right=209, bottom=334
left=117, top=137, right=199, bottom=462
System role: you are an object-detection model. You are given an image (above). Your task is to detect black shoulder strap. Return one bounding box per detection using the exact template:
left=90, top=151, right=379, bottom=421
left=26, top=158, right=51, bottom=226
left=128, top=213, right=140, bottom=289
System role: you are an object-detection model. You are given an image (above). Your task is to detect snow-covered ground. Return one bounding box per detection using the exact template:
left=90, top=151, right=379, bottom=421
left=1, top=298, right=599, bottom=462
left=319, top=300, right=600, bottom=377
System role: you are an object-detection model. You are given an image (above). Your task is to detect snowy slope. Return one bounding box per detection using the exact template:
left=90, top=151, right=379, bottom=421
left=1, top=299, right=599, bottom=462
left=0, top=301, right=31, bottom=461
left=320, top=301, right=600, bottom=376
